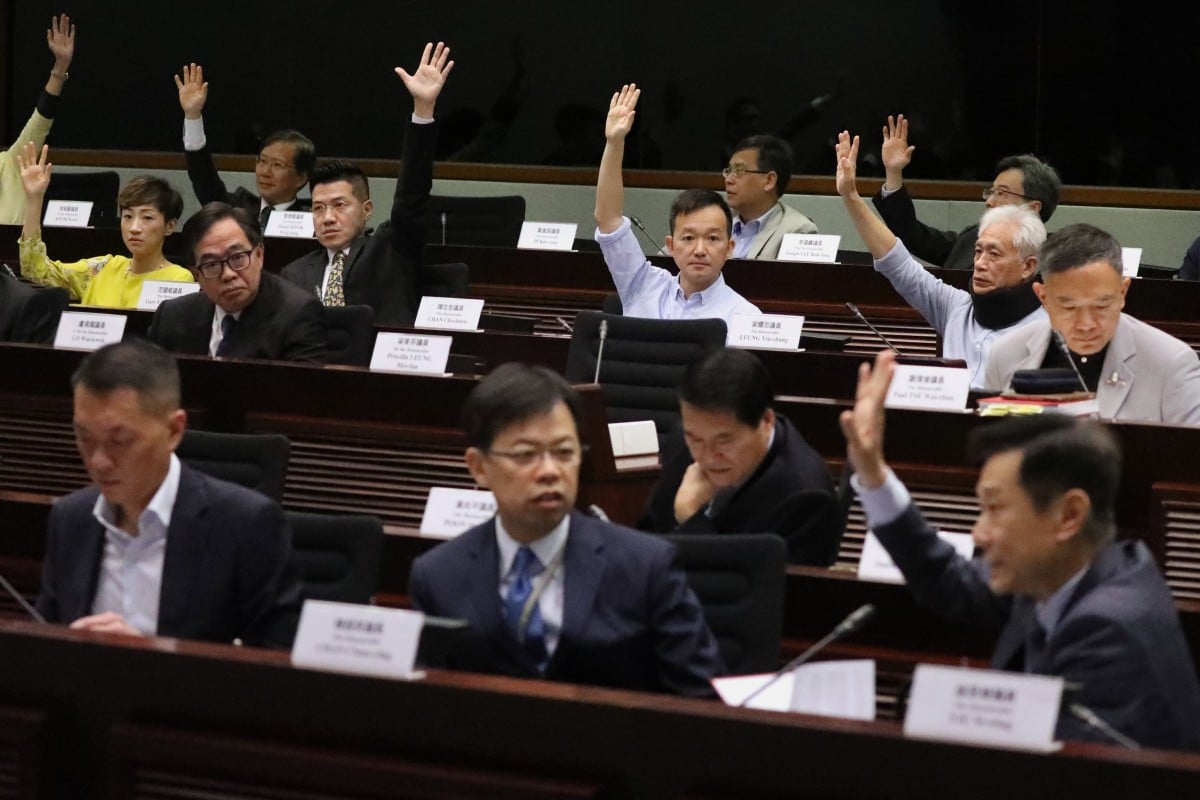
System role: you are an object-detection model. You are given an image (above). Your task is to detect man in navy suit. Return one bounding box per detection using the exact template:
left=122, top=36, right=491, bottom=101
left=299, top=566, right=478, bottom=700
left=843, top=349, right=1200, bottom=749
left=408, top=363, right=723, bottom=696
left=35, top=339, right=301, bottom=647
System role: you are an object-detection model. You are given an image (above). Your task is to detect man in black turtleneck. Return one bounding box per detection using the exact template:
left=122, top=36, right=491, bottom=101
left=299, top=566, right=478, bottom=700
left=835, top=130, right=1045, bottom=388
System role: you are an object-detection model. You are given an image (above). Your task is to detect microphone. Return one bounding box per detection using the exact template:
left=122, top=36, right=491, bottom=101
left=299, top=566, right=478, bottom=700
left=845, top=302, right=902, bottom=355
left=440, top=211, right=448, bottom=246
left=0, top=571, right=46, bottom=624
left=630, top=216, right=667, bottom=256
left=1068, top=702, right=1141, bottom=750
left=737, top=603, right=875, bottom=708
left=593, top=319, right=608, bottom=384
left=1051, top=330, right=1090, bottom=394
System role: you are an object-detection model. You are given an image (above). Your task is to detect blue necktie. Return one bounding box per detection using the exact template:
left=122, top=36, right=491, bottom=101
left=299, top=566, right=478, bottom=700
left=504, top=546, right=547, bottom=664
left=216, top=314, right=237, bottom=357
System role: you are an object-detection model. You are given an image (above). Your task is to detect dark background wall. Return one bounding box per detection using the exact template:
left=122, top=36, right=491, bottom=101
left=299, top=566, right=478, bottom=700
left=5, top=0, right=1198, bottom=188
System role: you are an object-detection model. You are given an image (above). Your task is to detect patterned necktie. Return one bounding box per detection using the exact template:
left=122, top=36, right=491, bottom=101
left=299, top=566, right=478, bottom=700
left=258, top=205, right=271, bottom=232
left=216, top=314, right=237, bottom=357
left=324, top=251, right=346, bottom=307
left=503, top=546, right=548, bottom=664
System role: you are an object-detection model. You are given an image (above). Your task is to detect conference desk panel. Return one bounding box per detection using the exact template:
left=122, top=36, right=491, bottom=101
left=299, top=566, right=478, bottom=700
left=4, top=621, right=1200, bottom=800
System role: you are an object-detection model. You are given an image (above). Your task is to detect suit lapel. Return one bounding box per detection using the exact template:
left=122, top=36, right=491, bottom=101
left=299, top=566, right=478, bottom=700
left=559, top=512, right=605, bottom=643
left=181, top=295, right=216, bottom=355
left=992, top=595, right=1035, bottom=671
left=749, top=204, right=782, bottom=259
left=342, top=238, right=368, bottom=284
left=156, top=466, right=211, bottom=636
left=1098, top=316, right=1135, bottom=418
left=65, top=508, right=106, bottom=621
left=465, top=523, right=530, bottom=665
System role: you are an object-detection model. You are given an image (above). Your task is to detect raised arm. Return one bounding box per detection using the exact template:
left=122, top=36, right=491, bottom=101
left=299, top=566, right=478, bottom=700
left=836, top=131, right=897, bottom=258
left=839, top=349, right=897, bottom=490
left=880, top=114, right=914, bottom=192
left=43, top=13, right=75, bottom=99
left=17, top=143, right=51, bottom=243
left=394, top=41, right=454, bottom=120
left=594, top=84, right=640, bottom=234
left=175, top=62, right=208, bottom=121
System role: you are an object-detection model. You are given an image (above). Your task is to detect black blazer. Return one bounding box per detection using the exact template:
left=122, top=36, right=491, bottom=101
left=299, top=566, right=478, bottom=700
left=0, top=273, right=66, bottom=343
left=872, top=184, right=977, bottom=270
left=640, top=416, right=843, bottom=566
left=280, top=119, right=436, bottom=325
left=146, top=270, right=328, bottom=363
left=36, top=462, right=303, bottom=648
left=184, top=145, right=311, bottom=217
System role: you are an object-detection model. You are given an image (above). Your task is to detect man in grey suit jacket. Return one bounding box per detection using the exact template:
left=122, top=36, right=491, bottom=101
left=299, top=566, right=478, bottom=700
left=982, top=223, right=1200, bottom=425
left=723, top=134, right=818, bottom=260
left=843, top=349, right=1200, bottom=749
left=35, top=339, right=302, bottom=647
left=409, top=363, right=723, bottom=696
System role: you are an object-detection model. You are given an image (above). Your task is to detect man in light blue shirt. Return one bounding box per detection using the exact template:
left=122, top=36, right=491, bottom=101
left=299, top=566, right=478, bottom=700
left=593, top=84, right=760, bottom=325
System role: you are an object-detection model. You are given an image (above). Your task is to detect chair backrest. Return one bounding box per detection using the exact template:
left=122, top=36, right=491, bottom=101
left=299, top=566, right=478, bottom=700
left=663, top=532, right=787, bottom=675
left=420, top=261, right=470, bottom=299
left=45, top=170, right=121, bottom=229
left=417, top=194, right=526, bottom=247
left=563, top=310, right=727, bottom=445
left=323, top=304, right=376, bottom=367
left=284, top=510, right=384, bottom=605
left=175, top=429, right=291, bottom=503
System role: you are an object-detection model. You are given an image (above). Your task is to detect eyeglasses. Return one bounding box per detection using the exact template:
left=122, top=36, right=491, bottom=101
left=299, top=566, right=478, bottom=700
left=722, top=165, right=770, bottom=178
left=982, top=186, right=1029, bottom=201
left=487, top=444, right=586, bottom=468
left=312, top=199, right=354, bottom=217
left=255, top=155, right=295, bottom=172
left=195, top=250, right=254, bottom=279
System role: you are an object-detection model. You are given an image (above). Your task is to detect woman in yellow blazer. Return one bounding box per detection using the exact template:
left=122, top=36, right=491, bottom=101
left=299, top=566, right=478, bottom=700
left=17, top=142, right=193, bottom=308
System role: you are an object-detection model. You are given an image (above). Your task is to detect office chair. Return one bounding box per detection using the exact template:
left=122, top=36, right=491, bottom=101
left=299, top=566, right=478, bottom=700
left=44, top=170, right=121, bottom=229
left=284, top=510, right=384, bottom=605
left=323, top=304, right=376, bottom=367
left=176, top=429, right=291, bottom=503
left=420, top=261, right=470, bottom=298
left=563, top=310, right=727, bottom=446
left=663, top=532, right=787, bottom=675
left=418, top=194, right=526, bottom=247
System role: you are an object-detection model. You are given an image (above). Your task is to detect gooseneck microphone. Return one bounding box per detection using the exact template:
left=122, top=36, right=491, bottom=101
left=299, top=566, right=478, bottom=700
left=1068, top=703, right=1141, bottom=750
left=845, top=302, right=902, bottom=355
left=440, top=211, right=448, bottom=246
left=1051, top=329, right=1090, bottom=394
left=630, top=216, right=667, bottom=256
left=0, top=571, right=46, bottom=624
left=737, top=604, right=876, bottom=708
left=593, top=319, right=608, bottom=384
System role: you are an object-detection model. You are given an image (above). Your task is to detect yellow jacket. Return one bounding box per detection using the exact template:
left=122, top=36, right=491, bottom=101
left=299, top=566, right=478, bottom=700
left=0, top=110, right=54, bottom=225
left=19, top=235, right=193, bottom=308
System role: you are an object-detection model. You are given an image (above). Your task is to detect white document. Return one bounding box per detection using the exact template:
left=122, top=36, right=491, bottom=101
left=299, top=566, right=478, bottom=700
left=517, top=221, right=577, bottom=251
left=292, top=600, right=425, bottom=680
left=136, top=279, right=201, bottom=311
left=904, top=664, right=1064, bottom=752
left=369, top=331, right=452, bottom=374
left=264, top=210, right=315, bottom=238
left=53, top=311, right=126, bottom=351
left=419, top=486, right=496, bottom=539
left=714, top=659, right=876, bottom=721
left=776, top=233, right=840, bottom=263
left=414, top=296, right=485, bottom=331
left=608, top=420, right=659, bottom=457
left=726, top=313, right=805, bottom=351
left=885, top=364, right=972, bottom=412
left=858, top=530, right=976, bottom=584
left=43, top=199, right=93, bottom=228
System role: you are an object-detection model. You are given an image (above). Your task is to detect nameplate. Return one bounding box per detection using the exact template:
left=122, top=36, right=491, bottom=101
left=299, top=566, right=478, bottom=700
left=885, top=364, right=971, bottom=412
left=264, top=210, right=315, bottom=239
left=414, top=296, right=485, bottom=331
left=776, top=233, right=841, bottom=263
left=291, top=599, right=425, bottom=680
left=43, top=200, right=93, bottom=228
left=608, top=420, right=659, bottom=457
left=1121, top=246, right=1142, bottom=278
left=518, top=221, right=578, bottom=251
left=419, top=486, right=497, bottom=539
left=369, top=332, right=452, bottom=374
left=136, top=279, right=201, bottom=311
left=904, top=664, right=1063, bottom=752
left=712, top=659, right=875, bottom=721
left=857, top=530, right=975, bottom=584
left=727, top=313, right=804, bottom=350
left=53, top=311, right=126, bottom=351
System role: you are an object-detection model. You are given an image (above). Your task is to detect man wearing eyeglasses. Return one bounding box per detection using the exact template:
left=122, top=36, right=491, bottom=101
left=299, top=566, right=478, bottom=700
left=723, top=135, right=818, bottom=260
left=175, top=64, right=315, bottom=227
left=409, top=363, right=723, bottom=695
left=146, top=202, right=328, bottom=363
left=872, top=114, right=1062, bottom=270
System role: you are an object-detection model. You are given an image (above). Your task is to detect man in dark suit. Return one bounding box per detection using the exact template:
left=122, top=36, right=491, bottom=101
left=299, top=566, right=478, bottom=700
left=640, top=347, right=842, bottom=566
left=0, top=270, right=67, bottom=343
left=35, top=339, right=301, bottom=647
left=843, top=349, right=1200, bottom=749
left=175, top=63, right=314, bottom=226
left=280, top=41, right=452, bottom=325
left=409, top=363, right=723, bottom=696
left=147, top=202, right=327, bottom=363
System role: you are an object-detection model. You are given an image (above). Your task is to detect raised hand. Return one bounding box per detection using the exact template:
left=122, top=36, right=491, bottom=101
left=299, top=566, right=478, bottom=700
left=880, top=114, right=915, bottom=175
left=835, top=130, right=861, bottom=198
left=605, top=83, right=640, bottom=142
left=17, top=142, right=52, bottom=197
left=174, top=63, right=209, bottom=119
left=395, top=41, right=454, bottom=119
left=838, top=349, right=897, bottom=489
left=47, top=13, right=75, bottom=69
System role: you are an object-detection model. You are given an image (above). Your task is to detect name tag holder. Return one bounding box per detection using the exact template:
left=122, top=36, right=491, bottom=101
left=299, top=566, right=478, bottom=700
left=137, top=280, right=201, bottom=311
left=414, top=296, right=485, bottom=331
left=517, top=221, right=577, bottom=251
left=43, top=199, right=93, bottom=228
left=419, top=487, right=497, bottom=539
left=53, top=311, right=126, bottom=350
left=369, top=332, right=453, bottom=374
left=885, top=364, right=971, bottom=412
left=777, top=233, right=840, bottom=263
left=727, top=313, right=805, bottom=350
left=291, top=599, right=425, bottom=680
left=264, top=210, right=315, bottom=239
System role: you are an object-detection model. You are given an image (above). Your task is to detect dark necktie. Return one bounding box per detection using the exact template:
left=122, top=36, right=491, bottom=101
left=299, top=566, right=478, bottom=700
left=503, top=546, right=548, bottom=665
left=324, top=251, right=346, bottom=307
left=258, top=205, right=271, bottom=232
left=1025, top=616, right=1047, bottom=673
left=216, top=314, right=237, bottom=357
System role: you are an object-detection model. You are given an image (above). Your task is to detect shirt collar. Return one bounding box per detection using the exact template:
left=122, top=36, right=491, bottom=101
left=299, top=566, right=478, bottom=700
left=1034, top=564, right=1089, bottom=638
left=495, top=513, right=570, bottom=574
left=672, top=272, right=728, bottom=303
left=91, top=452, right=181, bottom=538
left=735, top=202, right=781, bottom=229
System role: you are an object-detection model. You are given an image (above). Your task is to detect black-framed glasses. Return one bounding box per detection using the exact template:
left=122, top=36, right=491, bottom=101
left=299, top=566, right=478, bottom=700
left=982, top=186, right=1029, bottom=201
left=486, top=444, right=588, bottom=468
left=722, top=165, right=770, bottom=178
left=195, top=250, right=254, bottom=279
